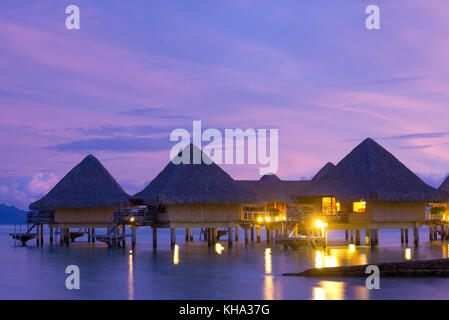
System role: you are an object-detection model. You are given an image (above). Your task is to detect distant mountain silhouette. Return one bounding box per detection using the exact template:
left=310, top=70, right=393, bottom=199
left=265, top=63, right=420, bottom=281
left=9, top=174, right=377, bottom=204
left=0, top=204, right=27, bottom=224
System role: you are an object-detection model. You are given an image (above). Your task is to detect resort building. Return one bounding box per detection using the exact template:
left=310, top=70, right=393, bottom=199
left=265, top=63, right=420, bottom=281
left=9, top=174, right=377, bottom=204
left=300, top=138, right=448, bottom=245
left=28, top=154, right=130, bottom=243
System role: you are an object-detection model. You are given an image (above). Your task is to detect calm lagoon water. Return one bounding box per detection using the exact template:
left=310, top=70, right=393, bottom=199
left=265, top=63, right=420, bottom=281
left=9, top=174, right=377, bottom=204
left=1, top=225, right=449, bottom=300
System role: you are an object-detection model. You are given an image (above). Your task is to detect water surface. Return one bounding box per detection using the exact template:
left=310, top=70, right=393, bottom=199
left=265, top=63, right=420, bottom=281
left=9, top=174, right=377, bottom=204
left=1, top=226, right=448, bottom=300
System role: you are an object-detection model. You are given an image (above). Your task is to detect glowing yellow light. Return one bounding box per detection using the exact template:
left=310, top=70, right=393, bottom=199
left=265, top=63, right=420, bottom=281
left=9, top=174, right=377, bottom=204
left=215, top=243, right=224, bottom=255
left=282, top=216, right=287, bottom=221
left=257, top=217, right=263, bottom=223
left=315, top=220, right=328, bottom=228
left=130, top=217, right=135, bottom=223
left=315, top=251, right=323, bottom=269
left=348, top=244, right=356, bottom=253
left=275, top=217, right=279, bottom=222
left=353, top=201, right=366, bottom=213
left=265, top=248, right=272, bottom=274
left=173, top=244, right=179, bottom=265
left=405, top=248, right=411, bottom=260
left=129, top=250, right=133, bottom=254
left=265, top=217, right=271, bottom=222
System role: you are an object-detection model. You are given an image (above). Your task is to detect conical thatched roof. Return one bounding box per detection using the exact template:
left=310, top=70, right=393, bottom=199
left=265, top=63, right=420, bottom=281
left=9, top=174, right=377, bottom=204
left=29, top=155, right=130, bottom=210
left=439, top=175, right=449, bottom=193
left=311, top=162, right=335, bottom=182
left=237, top=174, right=310, bottom=205
left=305, top=138, right=448, bottom=202
left=132, top=144, right=254, bottom=205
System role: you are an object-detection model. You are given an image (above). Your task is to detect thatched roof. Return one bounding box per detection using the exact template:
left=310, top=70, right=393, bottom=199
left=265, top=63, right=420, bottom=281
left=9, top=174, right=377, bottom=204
left=439, top=175, right=449, bottom=193
left=304, top=138, right=448, bottom=202
left=311, top=162, right=335, bottom=182
left=132, top=144, right=254, bottom=205
left=237, top=174, right=310, bottom=205
left=29, top=155, right=130, bottom=210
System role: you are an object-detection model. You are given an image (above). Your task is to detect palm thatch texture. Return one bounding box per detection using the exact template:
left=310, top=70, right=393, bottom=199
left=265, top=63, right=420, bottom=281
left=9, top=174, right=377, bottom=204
left=29, top=155, right=130, bottom=210
left=237, top=174, right=310, bottom=205
left=305, top=138, right=448, bottom=202
left=311, top=162, right=335, bottom=182
left=439, top=175, right=449, bottom=194
left=132, top=144, right=255, bottom=205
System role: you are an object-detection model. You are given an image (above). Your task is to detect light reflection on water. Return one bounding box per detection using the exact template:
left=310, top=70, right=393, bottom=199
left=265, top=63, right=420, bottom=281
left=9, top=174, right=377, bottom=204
left=1, top=226, right=449, bottom=299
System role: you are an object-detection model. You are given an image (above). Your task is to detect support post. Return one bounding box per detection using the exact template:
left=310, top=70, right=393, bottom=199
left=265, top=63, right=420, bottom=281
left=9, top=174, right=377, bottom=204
left=190, top=228, right=193, bottom=242
left=228, top=227, right=233, bottom=248
left=355, top=230, right=361, bottom=245
left=405, top=228, right=409, bottom=243
left=365, top=229, right=371, bottom=246
left=256, top=227, right=261, bottom=243
left=374, top=230, right=379, bottom=245
left=350, top=230, right=354, bottom=242
left=235, top=226, right=239, bottom=242
left=266, top=227, right=271, bottom=243
left=185, top=228, right=189, bottom=242
left=92, top=228, right=95, bottom=243
left=131, top=224, right=136, bottom=249
left=60, top=228, right=64, bottom=246
left=36, top=225, right=40, bottom=246
left=245, top=228, right=249, bottom=244
left=413, top=227, right=419, bottom=247
left=66, top=229, right=70, bottom=246
left=88, top=228, right=91, bottom=243
left=122, top=224, right=126, bottom=247
left=153, top=227, right=157, bottom=249
left=401, top=229, right=404, bottom=244
left=170, top=228, right=176, bottom=249
left=370, top=229, right=376, bottom=247
left=207, top=228, right=212, bottom=247
left=429, top=227, right=434, bottom=241
left=50, top=226, right=54, bottom=244
left=251, top=226, right=254, bottom=242
left=345, top=230, right=349, bottom=241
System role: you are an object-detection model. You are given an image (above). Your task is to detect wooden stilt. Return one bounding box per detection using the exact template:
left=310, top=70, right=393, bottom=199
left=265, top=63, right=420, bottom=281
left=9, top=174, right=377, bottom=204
left=245, top=228, right=249, bottom=244
left=60, top=228, right=64, bottom=246
left=235, top=226, right=239, bottom=242
left=92, top=228, right=95, bottom=243
left=429, top=227, right=434, bottom=241
left=185, top=228, right=189, bottom=242
left=66, top=229, right=70, bottom=246
left=365, top=229, right=371, bottom=246
left=131, top=224, right=136, bottom=248
left=355, top=230, right=361, bottom=245
left=434, top=227, right=438, bottom=240
left=213, top=228, right=218, bottom=245
left=350, top=230, right=354, bottom=242
left=374, top=230, right=379, bottom=245
left=152, top=227, right=157, bottom=249
left=345, top=230, right=349, bottom=241
left=207, top=228, right=212, bottom=247
left=370, top=229, right=376, bottom=247
left=405, top=229, right=409, bottom=243
left=40, top=225, right=44, bottom=246
left=88, top=228, right=91, bottom=243
left=50, top=226, right=54, bottom=244
left=256, top=227, right=261, bottom=243
left=170, top=228, right=176, bottom=249
left=413, top=227, right=419, bottom=247
left=401, top=229, right=404, bottom=243
left=251, top=226, right=254, bottom=242
left=122, top=224, right=126, bottom=247
left=266, top=227, right=271, bottom=243
left=228, top=227, right=233, bottom=248
left=189, top=228, right=193, bottom=241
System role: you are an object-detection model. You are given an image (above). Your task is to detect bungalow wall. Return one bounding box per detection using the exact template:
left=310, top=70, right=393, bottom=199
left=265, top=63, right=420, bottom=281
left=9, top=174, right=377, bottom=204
left=54, top=207, right=116, bottom=224
left=348, top=202, right=427, bottom=223
left=164, top=204, right=241, bottom=223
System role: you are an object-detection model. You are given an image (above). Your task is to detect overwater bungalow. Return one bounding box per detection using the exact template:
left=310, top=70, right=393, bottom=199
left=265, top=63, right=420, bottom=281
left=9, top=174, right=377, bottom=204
left=27, top=154, right=130, bottom=244
left=300, top=138, right=448, bottom=246
left=127, top=144, right=254, bottom=247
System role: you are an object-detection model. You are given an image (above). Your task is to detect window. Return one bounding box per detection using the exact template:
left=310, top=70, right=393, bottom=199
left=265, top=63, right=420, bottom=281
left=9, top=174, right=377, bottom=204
left=353, top=201, right=366, bottom=213
left=322, top=197, right=336, bottom=215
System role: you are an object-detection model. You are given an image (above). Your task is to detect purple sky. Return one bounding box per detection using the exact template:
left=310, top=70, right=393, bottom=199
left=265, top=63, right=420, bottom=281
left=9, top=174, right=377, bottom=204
left=1, top=1, right=449, bottom=209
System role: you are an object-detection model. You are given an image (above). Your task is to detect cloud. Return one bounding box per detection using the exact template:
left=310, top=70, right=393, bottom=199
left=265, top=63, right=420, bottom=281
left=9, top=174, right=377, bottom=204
left=44, top=136, right=170, bottom=153
left=27, top=172, right=59, bottom=196
left=119, top=108, right=191, bottom=120
left=380, top=132, right=449, bottom=141
left=68, top=125, right=174, bottom=137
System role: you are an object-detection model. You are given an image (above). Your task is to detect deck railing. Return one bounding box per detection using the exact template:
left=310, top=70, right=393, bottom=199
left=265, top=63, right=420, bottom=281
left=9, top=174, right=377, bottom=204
left=27, top=211, right=55, bottom=224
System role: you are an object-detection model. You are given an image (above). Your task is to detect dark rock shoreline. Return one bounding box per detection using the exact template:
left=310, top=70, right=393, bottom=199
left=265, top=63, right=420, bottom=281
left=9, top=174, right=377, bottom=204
left=283, top=259, right=449, bottom=277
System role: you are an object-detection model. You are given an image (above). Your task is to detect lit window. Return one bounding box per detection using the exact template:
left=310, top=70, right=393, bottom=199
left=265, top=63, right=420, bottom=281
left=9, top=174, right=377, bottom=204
left=353, top=201, right=366, bottom=213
